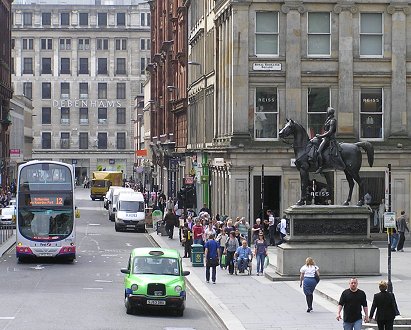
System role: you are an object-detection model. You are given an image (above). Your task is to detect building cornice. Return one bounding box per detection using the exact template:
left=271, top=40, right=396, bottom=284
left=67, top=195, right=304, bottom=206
left=281, top=2, right=306, bottom=14
left=387, top=4, right=410, bottom=15
left=333, top=3, right=358, bottom=14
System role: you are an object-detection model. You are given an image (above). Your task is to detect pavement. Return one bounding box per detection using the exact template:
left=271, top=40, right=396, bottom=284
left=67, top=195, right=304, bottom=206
left=147, top=228, right=411, bottom=330
left=1, top=228, right=410, bottom=329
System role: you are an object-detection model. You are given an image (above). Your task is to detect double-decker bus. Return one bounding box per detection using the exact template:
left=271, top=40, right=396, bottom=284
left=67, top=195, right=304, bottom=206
left=16, top=160, right=79, bottom=262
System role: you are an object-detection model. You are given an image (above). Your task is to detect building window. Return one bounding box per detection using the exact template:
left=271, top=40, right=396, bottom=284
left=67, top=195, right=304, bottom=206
left=23, top=82, right=32, bottom=99
left=360, top=88, right=383, bottom=139
left=141, top=12, right=150, bottom=26
left=79, top=58, right=89, bottom=74
left=60, top=132, right=70, bottom=149
left=254, top=87, right=278, bottom=140
left=117, top=13, right=126, bottom=26
left=61, top=107, right=70, bottom=125
left=360, top=13, right=383, bottom=57
left=79, top=132, right=88, bottom=149
left=79, top=83, right=88, bottom=99
left=60, top=58, right=71, bottom=74
left=307, top=12, right=330, bottom=56
left=61, top=12, right=70, bottom=26
left=140, top=38, right=150, bottom=50
left=41, top=38, right=53, bottom=50
left=117, top=83, right=126, bottom=99
left=116, top=58, right=126, bottom=75
left=117, top=132, right=126, bottom=149
left=23, top=12, right=32, bottom=26
left=42, top=12, right=51, bottom=26
left=41, top=58, right=52, bottom=74
left=307, top=87, right=330, bottom=138
left=61, top=82, right=70, bottom=99
left=97, top=132, right=107, bottom=149
left=97, top=58, right=108, bottom=74
left=59, top=38, right=71, bottom=50
left=23, top=58, right=33, bottom=74
left=79, top=108, right=89, bottom=125
left=115, top=39, right=127, bottom=50
left=79, top=13, right=88, bottom=26
left=98, top=83, right=107, bottom=99
left=78, top=38, right=90, bottom=50
left=116, top=107, right=126, bottom=124
left=98, top=13, right=107, bottom=27
left=42, top=107, right=51, bottom=124
left=140, top=57, right=146, bottom=74
left=42, top=82, right=51, bottom=99
left=255, top=12, right=279, bottom=56
left=22, top=38, right=33, bottom=50
left=97, top=38, right=109, bottom=50
left=42, top=132, right=52, bottom=149
left=98, top=108, right=107, bottom=124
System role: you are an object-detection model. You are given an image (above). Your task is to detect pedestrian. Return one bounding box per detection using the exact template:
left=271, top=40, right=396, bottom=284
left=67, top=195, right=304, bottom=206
left=252, top=218, right=263, bottom=243
left=396, top=210, right=409, bottom=252
left=336, top=278, right=369, bottom=329
left=216, top=228, right=228, bottom=269
left=163, top=209, right=177, bottom=239
left=268, top=213, right=276, bottom=246
left=235, top=217, right=250, bottom=243
left=192, top=219, right=204, bottom=245
left=254, top=231, right=268, bottom=275
left=182, top=223, right=193, bottom=258
left=299, top=257, right=320, bottom=312
left=204, top=234, right=220, bottom=284
left=369, top=280, right=399, bottom=330
left=224, top=231, right=239, bottom=275
left=234, top=239, right=253, bottom=273
left=277, top=216, right=287, bottom=245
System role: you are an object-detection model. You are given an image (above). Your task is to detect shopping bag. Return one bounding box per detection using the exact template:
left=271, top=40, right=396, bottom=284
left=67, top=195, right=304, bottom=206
left=264, top=255, right=269, bottom=268
left=221, top=254, right=227, bottom=267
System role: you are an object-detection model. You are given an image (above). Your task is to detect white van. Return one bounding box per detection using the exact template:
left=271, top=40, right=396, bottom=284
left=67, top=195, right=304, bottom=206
left=115, top=191, right=145, bottom=232
left=108, top=187, right=134, bottom=221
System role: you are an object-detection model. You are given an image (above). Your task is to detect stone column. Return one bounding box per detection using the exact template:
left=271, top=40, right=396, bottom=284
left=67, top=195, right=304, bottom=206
left=387, top=5, right=409, bottom=136
left=281, top=3, right=305, bottom=121
left=334, top=3, right=358, bottom=137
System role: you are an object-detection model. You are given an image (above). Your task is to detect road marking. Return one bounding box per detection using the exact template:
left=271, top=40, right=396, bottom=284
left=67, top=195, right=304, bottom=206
left=30, top=265, right=45, bottom=270
left=125, top=243, right=132, bottom=247
left=0, top=317, right=15, bottom=320
left=83, top=287, right=104, bottom=290
left=88, top=223, right=101, bottom=226
left=95, top=279, right=113, bottom=283
left=101, top=254, right=118, bottom=257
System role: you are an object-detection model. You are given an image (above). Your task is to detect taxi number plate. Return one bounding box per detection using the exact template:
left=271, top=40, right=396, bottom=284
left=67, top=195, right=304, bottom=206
left=146, top=300, right=166, bottom=306
left=39, top=253, right=53, bottom=257
left=126, top=225, right=135, bottom=228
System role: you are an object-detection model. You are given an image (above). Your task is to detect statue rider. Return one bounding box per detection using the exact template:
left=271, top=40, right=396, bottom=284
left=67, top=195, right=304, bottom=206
left=312, top=106, right=337, bottom=174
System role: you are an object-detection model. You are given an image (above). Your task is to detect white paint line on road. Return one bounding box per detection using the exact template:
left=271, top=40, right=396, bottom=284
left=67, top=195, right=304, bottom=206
left=88, top=223, right=101, bottom=226
left=125, top=243, right=132, bottom=247
left=0, top=317, right=15, bottom=320
left=95, top=279, right=113, bottom=283
left=83, top=287, right=104, bottom=290
left=101, top=254, right=118, bottom=257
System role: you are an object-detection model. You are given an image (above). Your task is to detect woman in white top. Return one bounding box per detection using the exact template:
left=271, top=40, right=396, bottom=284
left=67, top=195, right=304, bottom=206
left=299, top=257, right=320, bottom=313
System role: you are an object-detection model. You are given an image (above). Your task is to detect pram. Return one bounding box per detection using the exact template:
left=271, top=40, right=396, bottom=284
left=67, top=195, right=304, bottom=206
left=234, top=257, right=252, bottom=275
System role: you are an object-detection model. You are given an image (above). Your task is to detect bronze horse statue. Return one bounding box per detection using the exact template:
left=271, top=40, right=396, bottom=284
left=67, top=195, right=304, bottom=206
left=278, top=119, right=374, bottom=206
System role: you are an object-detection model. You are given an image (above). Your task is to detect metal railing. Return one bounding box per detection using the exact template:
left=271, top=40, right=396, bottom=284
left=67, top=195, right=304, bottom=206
left=0, top=225, right=14, bottom=244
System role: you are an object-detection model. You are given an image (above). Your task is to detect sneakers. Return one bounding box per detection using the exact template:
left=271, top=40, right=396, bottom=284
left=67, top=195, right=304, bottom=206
left=212, top=282, right=216, bottom=284
left=256, top=273, right=259, bottom=276
left=399, top=249, right=404, bottom=252
left=206, top=280, right=209, bottom=283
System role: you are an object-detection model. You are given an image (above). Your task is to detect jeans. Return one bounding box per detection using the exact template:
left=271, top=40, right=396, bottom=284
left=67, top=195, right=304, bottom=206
left=237, top=257, right=249, bottom=272
left=391, top=233, right=399, bottom=250
left=193, top=238, right=203, bottom=245
left=343, top=319, right=362, bottom=330
left=256, top=253, right=265, bottom=273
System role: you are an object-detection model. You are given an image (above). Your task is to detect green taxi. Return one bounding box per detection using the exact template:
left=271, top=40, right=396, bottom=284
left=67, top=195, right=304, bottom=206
left=121, top=247, right=190, bottom=316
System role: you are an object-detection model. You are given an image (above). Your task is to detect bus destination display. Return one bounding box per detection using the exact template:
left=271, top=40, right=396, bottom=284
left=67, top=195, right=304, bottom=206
left=29, top=196, right=64, bottom=206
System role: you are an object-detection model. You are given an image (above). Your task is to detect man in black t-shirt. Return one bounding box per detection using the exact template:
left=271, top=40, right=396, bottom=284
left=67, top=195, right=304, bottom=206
left=336, top=278, right=369, bottom=329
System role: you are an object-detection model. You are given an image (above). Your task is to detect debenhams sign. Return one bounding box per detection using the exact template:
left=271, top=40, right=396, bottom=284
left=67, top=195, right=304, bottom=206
left=53, top=99, right=122, bottom=108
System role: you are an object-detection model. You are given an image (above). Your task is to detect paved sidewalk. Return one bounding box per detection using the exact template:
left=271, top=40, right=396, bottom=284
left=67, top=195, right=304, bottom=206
left=149, top=228, right=411, bottom=330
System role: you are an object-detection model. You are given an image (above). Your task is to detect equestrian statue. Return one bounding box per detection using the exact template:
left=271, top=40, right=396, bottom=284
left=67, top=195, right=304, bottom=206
left=278, top=107, right=374, bottom=206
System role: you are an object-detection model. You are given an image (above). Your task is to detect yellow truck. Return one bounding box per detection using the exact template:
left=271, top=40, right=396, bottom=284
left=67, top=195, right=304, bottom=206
left=90, top=171, right=123, bottom=200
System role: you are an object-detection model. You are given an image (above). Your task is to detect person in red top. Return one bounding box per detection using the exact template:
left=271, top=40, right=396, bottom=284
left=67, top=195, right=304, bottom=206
left=192, top=219, right=204, bottom=245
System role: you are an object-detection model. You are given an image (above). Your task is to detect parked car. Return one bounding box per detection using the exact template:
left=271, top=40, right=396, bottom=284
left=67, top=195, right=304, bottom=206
left=0, top=205, right=16, bottom=227
left=120, top=248, right=190, bottom=316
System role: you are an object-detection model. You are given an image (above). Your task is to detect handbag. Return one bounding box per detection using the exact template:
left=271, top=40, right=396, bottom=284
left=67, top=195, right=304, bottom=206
left=264, top=255, right=269, bottom=268
left=314, top=271, right=320, bottom=283
left=221, top=254, right=227, bottom=267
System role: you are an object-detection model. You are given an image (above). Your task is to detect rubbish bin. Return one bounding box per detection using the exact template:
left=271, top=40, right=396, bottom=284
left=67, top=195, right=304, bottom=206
left=152, top=209, right=163, bottom=230
left=191, top=244, right=204, bottom=267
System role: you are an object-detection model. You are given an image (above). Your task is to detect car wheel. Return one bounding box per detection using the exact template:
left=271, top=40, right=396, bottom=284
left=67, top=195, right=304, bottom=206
left=176, top=307, right=184, bottom=317
left=125, top=297, right=135, bottom=315
left=115, top=224, right=120, bottom=232
left=91, top=197, right=95, bottom=201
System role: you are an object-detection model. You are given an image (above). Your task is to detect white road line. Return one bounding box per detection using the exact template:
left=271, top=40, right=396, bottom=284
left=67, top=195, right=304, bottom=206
left=83, top=287, right=104, bottom=290
left=95, top=280, right=113, bottom=283
left=0, top=317, right=15, bottom=320
left=88, top=224, right=101, bottom=226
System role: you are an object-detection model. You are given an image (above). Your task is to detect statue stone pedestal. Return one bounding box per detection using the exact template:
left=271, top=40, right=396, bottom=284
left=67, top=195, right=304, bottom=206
left=276, top=205, right=380, bottom=276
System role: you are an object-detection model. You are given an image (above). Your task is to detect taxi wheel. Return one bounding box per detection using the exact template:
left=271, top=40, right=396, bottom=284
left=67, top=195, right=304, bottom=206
left=176, top=307, right=184, bottom=317
left=125, top=297, right=135, bottom=315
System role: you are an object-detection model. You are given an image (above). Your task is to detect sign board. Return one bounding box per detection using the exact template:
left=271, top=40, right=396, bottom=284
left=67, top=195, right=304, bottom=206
left=72, top=159, right=77, bottom=165
left=291, top=158, right=296, bottom=167
left=184, top=176, right=194, bottom=185
left=384, top=211, right=396, bottom=228
left=109, top=159, right=115, bottom=164
left=136, top=149, right=147, bottom=157
left=213, top=158, right=225, bottom=167
left=10, top=149, right=20, bottom=157
left=253, top=63, right=282, bottom=71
